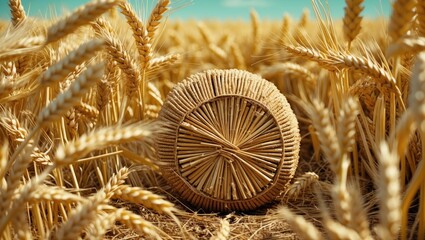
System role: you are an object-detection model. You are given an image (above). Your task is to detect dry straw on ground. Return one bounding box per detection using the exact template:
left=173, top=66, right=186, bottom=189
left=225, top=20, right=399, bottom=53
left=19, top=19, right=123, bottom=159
left=0, top=0, right=425, bottom=239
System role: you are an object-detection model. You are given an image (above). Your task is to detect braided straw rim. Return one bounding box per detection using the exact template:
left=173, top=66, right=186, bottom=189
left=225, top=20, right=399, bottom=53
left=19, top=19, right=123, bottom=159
left=157, top=69, right=300, bottom=211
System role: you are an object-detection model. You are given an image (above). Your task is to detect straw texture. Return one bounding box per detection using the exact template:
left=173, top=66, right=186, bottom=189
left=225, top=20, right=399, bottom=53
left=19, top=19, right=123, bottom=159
left=157, top=69, right=300, bottom=211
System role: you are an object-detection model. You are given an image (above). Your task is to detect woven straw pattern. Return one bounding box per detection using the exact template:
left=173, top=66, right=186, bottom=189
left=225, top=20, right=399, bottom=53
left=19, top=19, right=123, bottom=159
left=157, top=69, right=300, bottom=211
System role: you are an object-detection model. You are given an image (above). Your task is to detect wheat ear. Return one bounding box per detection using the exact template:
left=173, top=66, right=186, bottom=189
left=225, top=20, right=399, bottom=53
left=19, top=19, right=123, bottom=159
left=409, top=52, right=425, bottom=122
left=8, top=0, right=26, bottom=26
left=39, top=39, right=104, bottom=86
left=346, top=183, right=373, bottom=240
left=53, top=168, right=128, bottom=240
left=230, top=43, right=246, bottom=70
left=343, top=0, right=364, bottom=47
left=284, top=45, right=400, bottom=96
left=110, top=207, right=162, bottom=239
left=12, top=208, right=32, bottom=240
left=0, top=169, right=50, bottom=234
left=146, top=0, right=170, bottom=40
left=417, top=0, right=425, bottom=37
left=337, top=97, right=358, bottom=154
left=55, top=122, right=155, bottom=165
left=0, top=36, right=45, bottom=62
left=276, top=207, right=324, bottom=240
left=86, top=212, right=117, bottom=240
left=306, top=99, right=340, bottom=174
left=46, top=0, right=122, bottom=44
left=112, top=185, right=175, bottom=214
left=93, top=18, right=140, bottom=99
left=0, top=145, right=35, bottom=217
left=29, top=186, right=84, bottom=204
left=250, top=9, right=260, bottom=55
left=53, top=191, right=108, bottom=240
left=259, top=62, right=315, bottom=84
left=387, top=37, right=425, bottom=57
left=37, top=63, right=104, bottom=126
left=148, top=53, right=181, bottom=71
left=118, top=1, right=144, bottom=42
left=376, top=142, right=401, bottom=239
left=284, top=172, right=319, bottom=200
left=388, top=0, right=416, bottom=43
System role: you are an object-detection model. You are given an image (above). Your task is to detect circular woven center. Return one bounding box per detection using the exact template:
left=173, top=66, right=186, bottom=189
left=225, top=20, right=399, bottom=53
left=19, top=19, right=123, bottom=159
left=176, top=96, right=283, bottom=201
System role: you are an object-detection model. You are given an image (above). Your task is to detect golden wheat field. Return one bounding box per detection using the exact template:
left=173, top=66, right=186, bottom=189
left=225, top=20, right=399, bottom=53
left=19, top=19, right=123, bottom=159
left=1, top=0, right=424, bottom=239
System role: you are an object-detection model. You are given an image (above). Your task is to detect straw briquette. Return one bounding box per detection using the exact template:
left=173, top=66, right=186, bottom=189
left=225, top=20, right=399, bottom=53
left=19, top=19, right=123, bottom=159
left=156, top=69, right=300, bottom=211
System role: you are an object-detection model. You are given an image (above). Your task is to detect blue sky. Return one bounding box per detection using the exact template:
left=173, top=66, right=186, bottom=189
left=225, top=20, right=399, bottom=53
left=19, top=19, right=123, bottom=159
left=0, top=0, right=391, bottom=21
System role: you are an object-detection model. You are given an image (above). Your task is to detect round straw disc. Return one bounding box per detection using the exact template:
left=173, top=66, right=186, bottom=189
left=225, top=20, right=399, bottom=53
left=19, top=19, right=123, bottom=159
left=157, top=69, right=300, bottom=211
